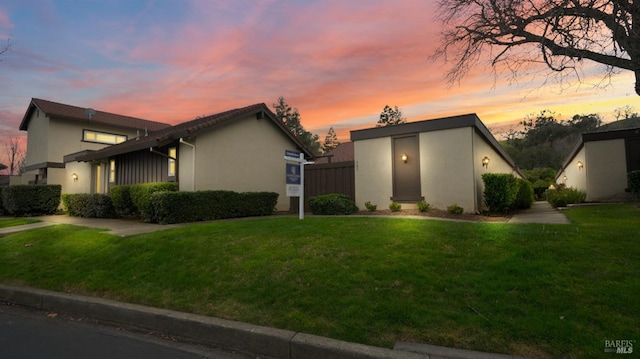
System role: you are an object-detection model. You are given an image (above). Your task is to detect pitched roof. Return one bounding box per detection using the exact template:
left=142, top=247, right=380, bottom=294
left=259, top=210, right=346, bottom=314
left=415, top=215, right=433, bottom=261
left=19, top=98, right=171, bottom=132
left=0, top=163, right=7, bottom=171
left=77, top=103, right=313, bottom=161
left=314, top=142, right=354, bottom=164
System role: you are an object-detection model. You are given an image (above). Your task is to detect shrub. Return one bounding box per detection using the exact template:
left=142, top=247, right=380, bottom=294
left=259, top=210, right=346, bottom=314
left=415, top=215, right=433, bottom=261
left=129, top=182, right=178, bottom=222
left=364, top=201, right=377, bottom=212
left=628, top=170, right=640, bottom=197
left=389, top=202, right=402, bottom=212
left=152, top=190, right=278, bottom=224
left=1, top=185, right=61, bottom=216
left=62, top=193, right=117, bottom=218
left=109, top=185, right=135, bottom=216
left=546, top=187, right=586, bottom=208
left=482, top=173, right=518, bottom=213
left=308, top=193, right=358, bottom=215
left=512, top=178, right=535, bottom=210
left=416, top=200, right=430, bottom=212
left=447, top=204, right=464, bottom=214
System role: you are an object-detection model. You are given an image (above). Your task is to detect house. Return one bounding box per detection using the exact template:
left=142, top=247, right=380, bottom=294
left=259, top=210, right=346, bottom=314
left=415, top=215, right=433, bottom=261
left=18, top=99, right=312, bottom=212
left=19, top=98, right=171, bottom=194
left=350, top=114, right=522, bottom=213
left=556, top=126, right=640, bottom=202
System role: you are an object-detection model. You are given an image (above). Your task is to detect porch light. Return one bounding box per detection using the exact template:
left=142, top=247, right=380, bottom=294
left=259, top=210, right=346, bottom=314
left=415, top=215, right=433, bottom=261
left=482, top=156, right=490, bottom=168
left=401, top=153, right=408, bottom=163
left=72, top=173, right=78, bottom=182
left=577, top=161, right=584, bottom=170
left=563, top=175, right=567, bottom=182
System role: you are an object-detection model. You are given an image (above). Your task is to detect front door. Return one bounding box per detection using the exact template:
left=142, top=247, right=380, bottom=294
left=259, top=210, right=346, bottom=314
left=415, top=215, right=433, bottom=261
left=392, top=135, right=422, bottom=202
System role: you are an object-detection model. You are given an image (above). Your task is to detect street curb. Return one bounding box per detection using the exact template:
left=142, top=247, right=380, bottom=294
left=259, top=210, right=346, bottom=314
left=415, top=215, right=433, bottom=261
left=0, top=284, right=428, bottom=359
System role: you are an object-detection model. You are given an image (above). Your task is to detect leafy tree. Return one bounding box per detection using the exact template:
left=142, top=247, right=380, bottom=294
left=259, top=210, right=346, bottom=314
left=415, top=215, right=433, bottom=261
left=322, top=127, right=340, bottom=153
left=435, top=0, right=640, bottom=96
left=377, top=105, right=406, bottom=127
left=272, top=97, right=321, bottom=156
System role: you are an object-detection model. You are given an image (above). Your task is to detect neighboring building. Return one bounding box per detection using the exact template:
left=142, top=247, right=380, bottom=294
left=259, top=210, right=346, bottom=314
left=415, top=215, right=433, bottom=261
left=314, top=142, right=353, bottom=164
left=76, top=103, right=312, bottom=211
left=556, top=126, right=640, bottom=202
left=19, top=98, right=170, bottom=194
left=17, top=99, right=312, bottom=212
left=350, top=114, right=522, bottom=213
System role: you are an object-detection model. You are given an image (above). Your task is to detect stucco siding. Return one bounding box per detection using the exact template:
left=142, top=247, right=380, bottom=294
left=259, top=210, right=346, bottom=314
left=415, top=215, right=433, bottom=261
left=420, top=127, right=476, bottom=212
left=354, top=137, right=393, bottom=209
left=24, top=110, right=49, bottom=167
left=472, top=130, right=518, bottom=211
left=63, top=161, right=93, bottom=194
left=560, top=146, right=587, bottom=192
left=584, top=139, right=628, bottom=201
left=191, top=114, right=297, bottom=211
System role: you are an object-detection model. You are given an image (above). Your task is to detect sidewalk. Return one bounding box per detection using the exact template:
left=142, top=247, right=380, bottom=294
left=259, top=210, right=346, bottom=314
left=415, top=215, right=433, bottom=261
left=508, top=201, right=570, bottom=224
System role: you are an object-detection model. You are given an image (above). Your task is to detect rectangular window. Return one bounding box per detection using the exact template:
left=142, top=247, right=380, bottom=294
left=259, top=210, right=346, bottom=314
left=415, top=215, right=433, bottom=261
left=168, top=147, right=176, bottom=177
left=83, top=130, right=127, bottom=145
left=109, top=159, right=116, bottom=183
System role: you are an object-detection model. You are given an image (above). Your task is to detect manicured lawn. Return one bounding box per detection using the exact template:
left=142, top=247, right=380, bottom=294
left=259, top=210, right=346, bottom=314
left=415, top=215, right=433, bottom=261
left=0, top=204, right=638, bottom=358
left=0, top=218, right=40, bottom=228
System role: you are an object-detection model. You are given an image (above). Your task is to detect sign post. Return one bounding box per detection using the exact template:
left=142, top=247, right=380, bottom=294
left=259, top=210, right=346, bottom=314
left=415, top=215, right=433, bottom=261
left=284, top=150, right=313, bottom=220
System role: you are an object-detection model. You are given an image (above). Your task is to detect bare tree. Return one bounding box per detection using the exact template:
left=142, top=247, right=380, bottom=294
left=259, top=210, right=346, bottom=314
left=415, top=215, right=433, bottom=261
left=3, top=137, right=24, bottom=176
left=0, top=38, right=12, bottom=61
left=435, top=0, right=640, bottom=95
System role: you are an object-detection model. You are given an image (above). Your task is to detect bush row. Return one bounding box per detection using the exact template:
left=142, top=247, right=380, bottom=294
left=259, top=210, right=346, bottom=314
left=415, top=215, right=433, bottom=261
left=0, top=185, right=61, bottom=216
left=628, top=170, right=640, bottom=197
left=62, top=193, right=116, bottom=218
left=546, top=187, right=586, bottom=208
left=308, top=193, right=358, bottom=215
left=152, top=190, right=278, bottom=224
left=482, top=174, right=534, bottom=213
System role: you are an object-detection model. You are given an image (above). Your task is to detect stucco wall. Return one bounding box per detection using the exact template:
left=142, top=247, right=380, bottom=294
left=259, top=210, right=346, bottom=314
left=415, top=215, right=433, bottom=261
left=62, top=161, right=94, bottom=194
left=354, top=137, right=393, bottom=209
left=559, top=146, right=587, bottom=192
left=584, top=139, right=628, bottom=201
left=189, top=115, right=299, bottom=211
left=419, top=127, right=476, bottom=212
left=24, top=110, right=49, bottom=167
left=472, top=130, right=519, bottom=211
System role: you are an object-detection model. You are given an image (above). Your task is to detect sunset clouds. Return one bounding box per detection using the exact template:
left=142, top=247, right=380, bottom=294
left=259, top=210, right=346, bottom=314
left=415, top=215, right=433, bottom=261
left=0, top=0, right=638, bottom=147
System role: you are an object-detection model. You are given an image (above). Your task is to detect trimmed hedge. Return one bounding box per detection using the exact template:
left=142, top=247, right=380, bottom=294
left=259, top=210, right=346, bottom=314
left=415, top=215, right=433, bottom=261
left=308, top=193, right=358, bottom=215
left=109, top=185, right=135, bottom=216
left=628, top=170, right=640, bottom=197
left=547, top=187, right=586, bottom=208
left=129, top=182, right=179, bottom=221
left=62, top=193, right=117, bottom=218
left=151, top=190, right=278, bottom=224
left=482, top=173, right=518, bottom=213
left=1, top=185, right=61, bottom=216
left=512, top=178, right=535, bottom=210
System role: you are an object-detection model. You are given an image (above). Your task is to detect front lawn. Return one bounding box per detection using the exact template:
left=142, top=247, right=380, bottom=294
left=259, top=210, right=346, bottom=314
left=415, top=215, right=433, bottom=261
left=0, top=218, right=40, bottom=228
left=0, top=203, right=638, bottom=358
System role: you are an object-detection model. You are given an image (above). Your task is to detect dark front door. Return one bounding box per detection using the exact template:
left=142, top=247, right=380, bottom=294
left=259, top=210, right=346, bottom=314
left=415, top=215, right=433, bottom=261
left=392, top=135, right=422, bottom=202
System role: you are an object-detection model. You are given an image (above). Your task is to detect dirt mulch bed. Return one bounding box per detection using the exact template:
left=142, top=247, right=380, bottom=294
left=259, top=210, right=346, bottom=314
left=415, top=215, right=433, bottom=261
left=355, top=208, right=511, bottom=222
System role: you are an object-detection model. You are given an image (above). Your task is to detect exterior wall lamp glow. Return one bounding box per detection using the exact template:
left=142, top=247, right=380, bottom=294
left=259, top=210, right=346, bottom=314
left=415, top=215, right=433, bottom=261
left=72, top=173, right=78, bottom=182
left=577, top=161, right=584, bottom=170
left=401, top=153, right=408, bottom=163
left=482, top=156, right=490, bottom=168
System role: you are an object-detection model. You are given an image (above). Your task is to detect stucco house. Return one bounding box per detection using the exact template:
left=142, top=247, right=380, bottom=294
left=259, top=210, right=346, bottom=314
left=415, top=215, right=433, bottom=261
left=19, top=98, right=171, bottom=193
left=350, top=114, right=522, bottom=213
left=556, top=126, right=640, bottom=202
left=18, top=99, right=312, bottom=212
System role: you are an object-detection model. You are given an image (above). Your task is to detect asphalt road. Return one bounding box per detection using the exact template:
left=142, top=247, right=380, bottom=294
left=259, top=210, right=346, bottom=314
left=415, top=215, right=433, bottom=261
left=0, top=302, right=251, bottom=359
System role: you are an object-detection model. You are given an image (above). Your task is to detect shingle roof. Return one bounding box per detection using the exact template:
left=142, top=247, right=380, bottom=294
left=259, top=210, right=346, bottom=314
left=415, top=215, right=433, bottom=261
left=77, top=103, right=313, bottom=161
left=314, top=142, right=354, bottom=164
left=19, top=98, right=171, bottom=132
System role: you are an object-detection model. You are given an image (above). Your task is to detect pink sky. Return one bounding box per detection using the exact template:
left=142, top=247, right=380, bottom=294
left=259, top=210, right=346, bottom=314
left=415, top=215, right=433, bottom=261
left=0, top=0, right=638, bottom=165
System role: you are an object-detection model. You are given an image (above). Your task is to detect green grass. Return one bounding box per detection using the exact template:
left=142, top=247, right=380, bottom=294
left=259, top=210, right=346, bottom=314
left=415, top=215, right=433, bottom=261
left=0, top=218, right=40, bottom=228
left=0, top=204, right=638, bottom=358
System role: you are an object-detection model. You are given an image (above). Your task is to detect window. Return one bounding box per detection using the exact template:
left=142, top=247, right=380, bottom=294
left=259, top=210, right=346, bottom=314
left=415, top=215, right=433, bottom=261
left=109, top=159, right=116, bottom=183
left=83, top=130, right=127, bottom=145
left=168, top=147, right=176, bottom=177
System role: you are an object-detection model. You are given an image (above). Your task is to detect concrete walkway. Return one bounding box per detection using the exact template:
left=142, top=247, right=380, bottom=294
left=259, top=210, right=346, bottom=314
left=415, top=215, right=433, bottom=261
left=508, top=201, right=570, bottom=224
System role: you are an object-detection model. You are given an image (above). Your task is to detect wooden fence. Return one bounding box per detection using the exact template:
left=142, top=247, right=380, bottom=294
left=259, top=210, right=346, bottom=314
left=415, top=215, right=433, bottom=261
left=289, top=161, right=355, bottom=213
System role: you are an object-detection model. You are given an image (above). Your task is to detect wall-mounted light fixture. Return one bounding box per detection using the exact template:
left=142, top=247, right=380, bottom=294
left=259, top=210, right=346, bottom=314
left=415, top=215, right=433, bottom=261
left=577, top=161, right=584, bottom=170
left=401, top=153, right=408, bottom=163
left=72, top=173, right=78, bottom=182
left=482, top=156, right=490, bottom=168
left=563, top=175, right=568, bottom=182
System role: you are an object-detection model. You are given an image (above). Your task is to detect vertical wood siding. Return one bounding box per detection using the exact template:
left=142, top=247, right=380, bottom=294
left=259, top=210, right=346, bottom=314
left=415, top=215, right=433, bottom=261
left=113, top=145, right=178, bottom=185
